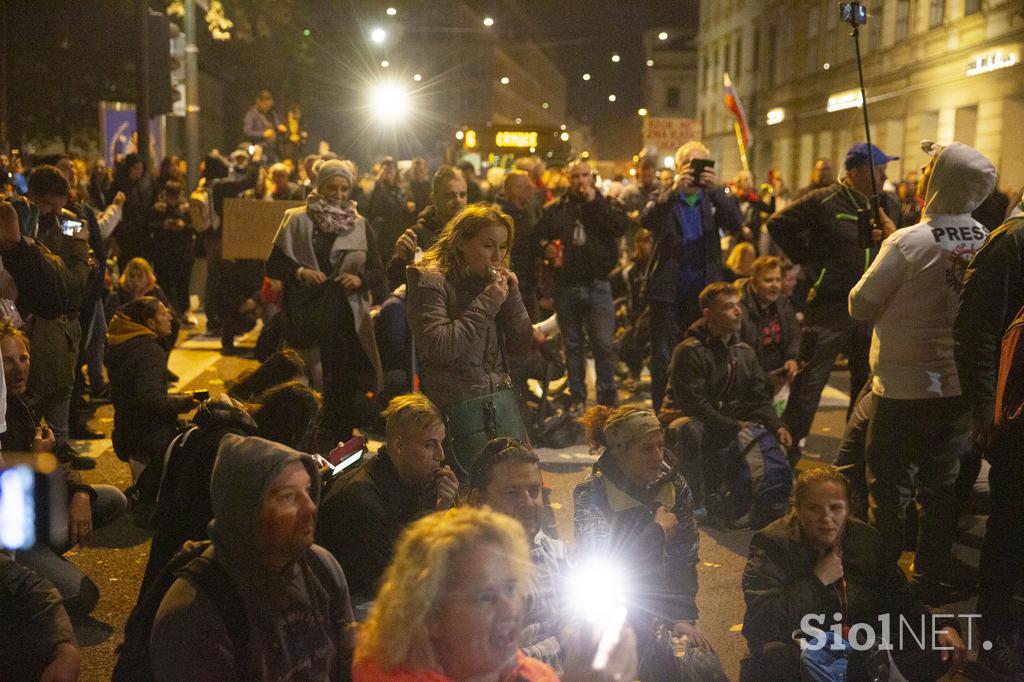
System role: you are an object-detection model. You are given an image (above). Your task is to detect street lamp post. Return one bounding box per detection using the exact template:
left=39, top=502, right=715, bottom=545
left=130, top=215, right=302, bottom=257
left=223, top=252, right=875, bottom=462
left=184, top=0, right=200, bottom=190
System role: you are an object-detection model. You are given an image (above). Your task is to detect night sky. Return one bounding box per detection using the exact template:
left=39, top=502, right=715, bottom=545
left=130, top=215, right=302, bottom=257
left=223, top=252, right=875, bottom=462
left=513, top=0, right=698, bottom=158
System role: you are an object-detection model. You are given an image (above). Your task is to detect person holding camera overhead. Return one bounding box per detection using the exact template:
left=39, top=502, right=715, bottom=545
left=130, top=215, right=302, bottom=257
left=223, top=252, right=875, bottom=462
left=641, top=142, right=744, bottom=413
left=767, top=143, right=903, bottom=459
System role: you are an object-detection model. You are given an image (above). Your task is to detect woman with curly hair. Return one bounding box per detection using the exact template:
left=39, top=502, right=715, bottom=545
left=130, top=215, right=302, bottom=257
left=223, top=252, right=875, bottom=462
left=353, top=506, right=557, bottom=681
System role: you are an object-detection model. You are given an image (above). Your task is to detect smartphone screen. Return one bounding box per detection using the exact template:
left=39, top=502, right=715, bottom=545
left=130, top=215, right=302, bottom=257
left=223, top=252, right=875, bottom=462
left=329, top=449, right=364, bottom=477
left=61, top=217, right=83, bottom=237
left=328, top=436, right=366, bottom=467
left=0, top=465, right=35, bottom=550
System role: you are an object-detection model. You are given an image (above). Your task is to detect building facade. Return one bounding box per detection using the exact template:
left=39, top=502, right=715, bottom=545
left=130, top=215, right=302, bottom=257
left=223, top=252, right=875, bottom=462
left=697, top=0, right=1024, bottom=193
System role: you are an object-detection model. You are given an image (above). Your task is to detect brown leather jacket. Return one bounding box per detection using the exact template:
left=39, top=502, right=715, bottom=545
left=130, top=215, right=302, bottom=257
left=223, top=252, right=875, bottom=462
left=406, top=265, right=533, bottom=408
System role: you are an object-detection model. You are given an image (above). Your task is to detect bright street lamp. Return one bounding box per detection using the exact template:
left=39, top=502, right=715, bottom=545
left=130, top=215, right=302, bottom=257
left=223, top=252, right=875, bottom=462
left=483, top=16, right=494, bottom=27
left=638, top=107, right=648, bottom=116
left=582, top=73, right=591, bottom=81
left=611, top=53, right=620, bottom=63
left=658, top=31, right=668, bottom=40
left=369, top=81, right=410, bottom=124
left=386, top=7, right=397, bottom=16
left=608, top=94, right=617, bottom=102
left=370, top=27, right=386, bottom=44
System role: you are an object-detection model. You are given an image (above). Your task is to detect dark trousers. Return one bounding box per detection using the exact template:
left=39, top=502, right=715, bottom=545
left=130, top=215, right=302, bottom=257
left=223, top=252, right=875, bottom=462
left=153, top=252, right=195, bottom=315
left=667, top=416, right=736, bottom=509
left=203, top=233, right=223, bottom=326
left=649, top=297, right=700, bottom=412
left=977, top=427, right=1024, bottom=642
left=783, top=301, right=871, bottom=442
left=834, top=384, right=876, bottom=519
left=741, top=638, right=951, bottom=682
left=866, top=395, right=968, bottom=583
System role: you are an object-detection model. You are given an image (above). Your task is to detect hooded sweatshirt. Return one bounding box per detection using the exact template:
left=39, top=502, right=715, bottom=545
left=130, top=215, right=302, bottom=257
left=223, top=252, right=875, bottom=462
left=150, top=435, right=354, bottom=681
left=849, top=141, right=997, bottom=399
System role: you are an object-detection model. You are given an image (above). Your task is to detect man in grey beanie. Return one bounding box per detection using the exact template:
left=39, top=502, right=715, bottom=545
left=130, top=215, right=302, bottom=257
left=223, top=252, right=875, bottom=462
left=150, top=434, right=354, bottom=681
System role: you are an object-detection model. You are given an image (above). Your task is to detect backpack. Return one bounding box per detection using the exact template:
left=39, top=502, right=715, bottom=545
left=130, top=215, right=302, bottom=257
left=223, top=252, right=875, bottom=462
left=721, top=425, right=793, bottom=529
left=994, top=300, right=1024, bottom=429
left=112, top=541, right=246, bottom=682
left=114, top=541, right=346, bottom=681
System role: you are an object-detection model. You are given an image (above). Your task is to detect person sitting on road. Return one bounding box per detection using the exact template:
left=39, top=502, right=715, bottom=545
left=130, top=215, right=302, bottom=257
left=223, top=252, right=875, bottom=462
left=0, top=555, right=81, bottom=682
left=105, top=297, right=200, bottom=520
left=353, top=507, right=561, bottom=681
left=105, top=257, right=180, bottom=348
left=1, top=323, right=126, bottom=620
left=149, top=434, right=354, bottom=681
left=467, top=437, right=572, bottom=673
left=315, top=393, right=459, bottom=601
left=226, top=348, right=307, bottom=402
left=573, top=405, right=724, bottom=679
left=737, top=256, right=801, bottom=391
left=140, top=380, right=321, bottom=595
left=663, top=282, right=792, bottom=517
left=740, top=466, right=964, bottom=682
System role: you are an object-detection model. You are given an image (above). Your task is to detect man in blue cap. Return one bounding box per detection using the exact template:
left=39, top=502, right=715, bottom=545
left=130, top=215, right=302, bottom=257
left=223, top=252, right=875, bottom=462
left=767, top=143, right=903, bottom=462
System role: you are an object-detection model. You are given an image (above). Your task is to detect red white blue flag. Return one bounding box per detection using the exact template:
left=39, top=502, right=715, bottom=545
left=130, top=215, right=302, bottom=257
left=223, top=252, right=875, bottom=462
left=723, top=72, right=751, bottom=147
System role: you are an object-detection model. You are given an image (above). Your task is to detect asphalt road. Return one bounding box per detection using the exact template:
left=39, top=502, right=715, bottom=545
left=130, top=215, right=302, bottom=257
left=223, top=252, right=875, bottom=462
left=65, top=333, right=983, bottom=680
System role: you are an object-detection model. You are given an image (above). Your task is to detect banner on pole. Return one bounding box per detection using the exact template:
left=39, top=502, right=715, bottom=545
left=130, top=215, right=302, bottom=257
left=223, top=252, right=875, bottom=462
left=99, top=102, right=166, bottom=168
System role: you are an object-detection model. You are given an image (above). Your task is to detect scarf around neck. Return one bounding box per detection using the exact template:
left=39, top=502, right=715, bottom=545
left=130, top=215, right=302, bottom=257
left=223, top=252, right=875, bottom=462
left=306, top=191, right=357, bottom=235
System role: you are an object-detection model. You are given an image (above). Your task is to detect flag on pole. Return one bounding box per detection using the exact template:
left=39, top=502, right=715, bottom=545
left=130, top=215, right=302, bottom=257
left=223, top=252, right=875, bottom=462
left=723, top=72, right=751, bottom=146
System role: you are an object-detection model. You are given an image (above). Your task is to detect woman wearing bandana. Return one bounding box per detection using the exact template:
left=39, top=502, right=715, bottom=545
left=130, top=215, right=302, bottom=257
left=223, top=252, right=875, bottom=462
left=266, top=160, right=384, bottom=453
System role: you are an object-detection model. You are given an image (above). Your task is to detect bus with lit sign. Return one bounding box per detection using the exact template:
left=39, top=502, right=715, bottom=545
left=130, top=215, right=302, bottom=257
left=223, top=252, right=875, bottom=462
left=447, top=123, right=573, bottom=171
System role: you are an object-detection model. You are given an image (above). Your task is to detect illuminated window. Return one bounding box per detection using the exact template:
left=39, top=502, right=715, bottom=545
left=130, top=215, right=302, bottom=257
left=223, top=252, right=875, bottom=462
left=964, top=0, right=981, bottom=14
left=896, top=0, right=911, bottom=41
left=929, top=0, right=945, bottom=28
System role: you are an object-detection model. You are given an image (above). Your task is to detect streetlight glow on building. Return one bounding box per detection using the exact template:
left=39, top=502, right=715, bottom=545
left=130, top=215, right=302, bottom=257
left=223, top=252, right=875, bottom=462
left=611, top=53, right=620, bottom=63
left=483, top=16, right=494, bottom=27
left=370, top=28, right=386, bottom=44
left=658, top=31, right=668, bottom=40
left=500, top=76, right=510, bottom=85
left=608, top=94, right=617, bottom=102
left=582, top=73, right=591, bottom=81
left=766, top=108, right=785, bottom=125
left=638, top=107, right=648, bottom=116
left=386, top=7, right=397, bottom=16
left=826, top=89, right=863, bottom=112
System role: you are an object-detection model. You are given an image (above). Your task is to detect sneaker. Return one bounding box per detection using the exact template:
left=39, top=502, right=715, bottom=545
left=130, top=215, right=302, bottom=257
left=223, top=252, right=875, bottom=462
left=56, top=443, right=96, bottom=470
left=977, top=636, right=1024, bottom=681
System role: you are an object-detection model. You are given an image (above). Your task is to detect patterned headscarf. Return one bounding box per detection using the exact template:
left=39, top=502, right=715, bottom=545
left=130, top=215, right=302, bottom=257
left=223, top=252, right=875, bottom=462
left=604, top=409, right=662, bottom=452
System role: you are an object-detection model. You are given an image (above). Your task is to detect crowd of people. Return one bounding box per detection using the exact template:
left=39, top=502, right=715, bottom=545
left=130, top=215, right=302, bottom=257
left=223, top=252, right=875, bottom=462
left=1, top=87, right=1023, bottom=681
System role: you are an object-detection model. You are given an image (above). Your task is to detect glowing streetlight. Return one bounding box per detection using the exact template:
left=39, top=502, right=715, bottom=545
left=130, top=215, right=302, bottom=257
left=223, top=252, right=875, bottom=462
left=413, top=73, right=422, bottom=81
left=455, top=130, right=465, bottom=140
left=608, top=94, right=617, bottom=102
left=380, top=60, right=390, bottom=68
left=582, top=73, right=591, bottom=81
left=658, top=31, right=668, bottom=40
left=368, top=81, right=409, bottom=124
left=542, top=102, right=549, bottom=109
left=560, top=131, right=570, bottom=141
left=370, top=27, right=386, bottom=44
left=483, top=16, right=494, bottom=27
left=515, top=117, right=522, bottom=124
left=559, top=124, right=567, bottom=130
left=638, top=107, right=648, bottom=116
left=500, top=76, right=510, bottom=85
left=611, top=53, right=620, bottom=63
left=386, top=7, right=397, bottom=16
left=646, top=59, right=654, bottom=67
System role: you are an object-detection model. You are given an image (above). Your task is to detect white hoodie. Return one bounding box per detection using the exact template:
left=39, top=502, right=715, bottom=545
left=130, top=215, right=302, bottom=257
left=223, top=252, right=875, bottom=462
left=849, top=141, right=997, bottom=399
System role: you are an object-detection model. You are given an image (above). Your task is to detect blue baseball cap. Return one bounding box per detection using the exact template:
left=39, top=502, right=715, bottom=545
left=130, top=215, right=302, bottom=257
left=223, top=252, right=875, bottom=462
left=844, top=142, right=899, bottom=170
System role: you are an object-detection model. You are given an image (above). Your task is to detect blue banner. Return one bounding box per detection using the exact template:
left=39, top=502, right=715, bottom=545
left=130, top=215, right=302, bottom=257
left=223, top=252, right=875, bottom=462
left=99, top=102, right=165, bottom=167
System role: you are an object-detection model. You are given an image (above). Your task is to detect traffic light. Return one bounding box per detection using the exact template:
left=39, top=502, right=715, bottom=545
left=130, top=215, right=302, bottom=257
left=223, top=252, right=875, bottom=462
left=147, top=10, right=173, bottom=116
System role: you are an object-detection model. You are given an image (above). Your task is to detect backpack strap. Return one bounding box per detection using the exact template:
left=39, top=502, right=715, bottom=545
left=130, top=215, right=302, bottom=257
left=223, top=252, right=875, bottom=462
left=177, top=556, right=251, bottom=660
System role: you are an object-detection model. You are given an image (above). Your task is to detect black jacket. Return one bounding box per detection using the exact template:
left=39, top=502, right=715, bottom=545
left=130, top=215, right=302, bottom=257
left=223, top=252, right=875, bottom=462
left=0, top=237, right=69, bottom=319
left=641, top=185, right=743, bottom=303
left=500, top=197, right=541, bottom=296
left=665, top=319, right=780, bottom=433
left=147, top=203, right=194, bottom=257
left=766, top=182, right=901, bottom=307
left=954, top=214, right=1024, bottom=410
left=315, top=449, right=434, bottom=598
left=742, top=517, right=937, bottom=654
left=536, top=191, right=629, bottom=285
left=385, top=204, right=442, bottom=290
left=105, top=327, right=192, bottom=464
left=0, top=555, right=75, bottom=682
left=738, top=280, right=801, bottom=374
left=366, top=182, right=407, bottom=262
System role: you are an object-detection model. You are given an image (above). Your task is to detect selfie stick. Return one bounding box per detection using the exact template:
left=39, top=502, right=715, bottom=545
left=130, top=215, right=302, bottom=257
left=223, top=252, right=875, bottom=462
left=846, top=2, right=884, bottom=244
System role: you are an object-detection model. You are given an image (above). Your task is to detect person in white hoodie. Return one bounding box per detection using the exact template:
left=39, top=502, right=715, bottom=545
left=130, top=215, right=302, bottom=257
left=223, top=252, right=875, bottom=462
left=849, top=140, right=996, bottom=596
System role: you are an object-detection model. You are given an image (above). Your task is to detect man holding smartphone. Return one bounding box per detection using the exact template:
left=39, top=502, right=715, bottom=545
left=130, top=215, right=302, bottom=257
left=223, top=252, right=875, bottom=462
left=1, top=166, right=93, bottom=470
left=641, top=141, right=743, bottom=412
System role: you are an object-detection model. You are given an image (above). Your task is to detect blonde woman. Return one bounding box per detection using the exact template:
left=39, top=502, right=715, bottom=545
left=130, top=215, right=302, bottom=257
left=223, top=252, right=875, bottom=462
left=353, top=507, right=557, bottom=681
left=406, top=205, right=534, bottom=471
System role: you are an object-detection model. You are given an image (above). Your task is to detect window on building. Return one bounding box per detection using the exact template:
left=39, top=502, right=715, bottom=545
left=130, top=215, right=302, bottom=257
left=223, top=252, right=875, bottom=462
left=964, top=0, right=981, bottom=14
left=929, top=0, right=945, bottom=28
left=806, top=5, right=820, bottom=74
left=896, top=0, right=912, bottom=41
left=869, top=0, right=883, bottom=51
left=665, top=86, right=681, bottom=110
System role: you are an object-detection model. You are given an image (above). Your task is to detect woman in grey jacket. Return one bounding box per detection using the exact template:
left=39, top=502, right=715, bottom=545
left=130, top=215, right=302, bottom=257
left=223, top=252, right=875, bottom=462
left=406, top=204, right=533, bottom=410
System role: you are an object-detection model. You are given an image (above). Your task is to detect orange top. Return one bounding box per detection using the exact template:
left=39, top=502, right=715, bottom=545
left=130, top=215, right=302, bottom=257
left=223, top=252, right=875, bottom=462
left=353, top=650, right=559, bottom=682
